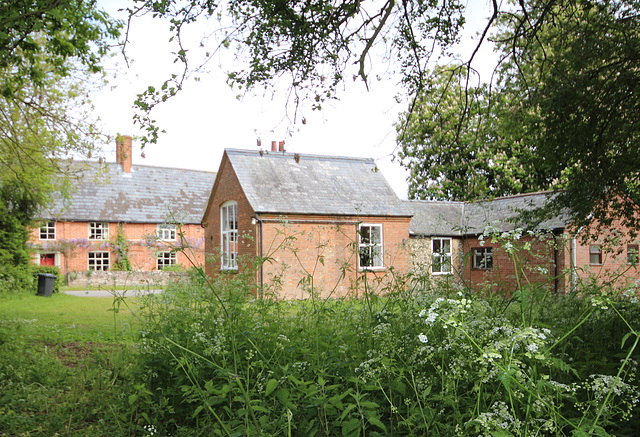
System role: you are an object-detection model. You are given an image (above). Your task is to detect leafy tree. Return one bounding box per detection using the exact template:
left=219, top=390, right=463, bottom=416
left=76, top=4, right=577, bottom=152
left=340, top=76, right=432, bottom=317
left=0, top=1, right=119, bottom=289
left=504, top=0, right=640, bottom=235
left=0, top=0, right=119, bottom=97
left=396, top=65, right=547, bottom=201
left=397, top=0, right=640, bottom=235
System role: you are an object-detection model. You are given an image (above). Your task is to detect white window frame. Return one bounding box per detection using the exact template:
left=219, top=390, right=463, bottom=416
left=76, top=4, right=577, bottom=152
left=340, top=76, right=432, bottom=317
left=157, top=251, right=177, bottom=270
left=473, top=247, right=493, bottom=270
left=432, top=238, right=453, bottom=275
left=89, top=222, right=109, bottom=240
left=39, top=221, right=56, bottom=240
left=157, top=223, right=177, bottom=241
left=88, top=251, right=110, bottom=271
left=359, top=223, right=384, bottom=270
left=220, top=201, right=238, bottom=270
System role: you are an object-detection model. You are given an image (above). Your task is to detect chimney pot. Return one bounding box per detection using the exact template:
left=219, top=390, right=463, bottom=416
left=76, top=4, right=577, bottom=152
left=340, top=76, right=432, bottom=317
left=278, top=141, right=285, bottom=152
left=116, top=135, right=133, bottom=173
left=271, top=141, right=277, bottom=152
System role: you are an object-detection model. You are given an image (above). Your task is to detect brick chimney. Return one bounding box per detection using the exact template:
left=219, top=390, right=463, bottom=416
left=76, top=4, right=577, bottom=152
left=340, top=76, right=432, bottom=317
left=116, top=135, right=133, bottom=173
left=278, top=141, right=285, bottom=152
left=271, top=141, right=277, bottom=152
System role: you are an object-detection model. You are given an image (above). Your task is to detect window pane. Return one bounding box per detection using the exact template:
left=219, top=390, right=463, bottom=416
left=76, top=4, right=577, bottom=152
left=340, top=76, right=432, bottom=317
left=359, top=224, right=383, bottom=268
left=433, top=239, right=441, bottom=253
left=221, top=203, right=238, bottom=269
left=590, top=246, right=601, bottom=265
left=442, top=238, right=451, bottom=253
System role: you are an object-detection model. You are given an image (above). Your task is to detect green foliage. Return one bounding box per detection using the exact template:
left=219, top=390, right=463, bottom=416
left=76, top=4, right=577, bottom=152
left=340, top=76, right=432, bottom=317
left=126, top=0, right=468, bottom=145
left=397, top=65, right=547, bottom=201
left=0, top=1, right=121, bottom=289
left=498, top=0, right=640, bottom=235
left=0, top=320, right=138, bottom=436
left=130, top=273, right=639, bottom=436
left=0, top=180, right=39, bottom=294
left=0, top=0, right=120, bottom=98
left=398, top=0, right=640, bottom=234
left=112, top=224, right=132, bottom=271
left=1, top=256, right=640, bottom=435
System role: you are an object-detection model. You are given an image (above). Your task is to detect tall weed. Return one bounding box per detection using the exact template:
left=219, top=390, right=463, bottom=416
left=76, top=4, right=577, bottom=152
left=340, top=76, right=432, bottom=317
left=128, top=226, right=639, bottom=436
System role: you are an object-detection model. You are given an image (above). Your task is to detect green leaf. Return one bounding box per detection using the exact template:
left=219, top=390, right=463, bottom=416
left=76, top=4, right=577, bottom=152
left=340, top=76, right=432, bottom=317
left=341, top=418, right=361, bottom=437
left=276, top=388, right=290, bottom=407
left=265, top=378, right=278, bottom=396
left=366, top=415, right=387, bottom=432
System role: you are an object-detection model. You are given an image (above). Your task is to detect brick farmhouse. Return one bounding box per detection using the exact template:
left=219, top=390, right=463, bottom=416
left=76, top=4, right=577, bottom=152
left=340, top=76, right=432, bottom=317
left=203, top=147, right=639, bottom=298
left=29, top=136, right=216, bottom=283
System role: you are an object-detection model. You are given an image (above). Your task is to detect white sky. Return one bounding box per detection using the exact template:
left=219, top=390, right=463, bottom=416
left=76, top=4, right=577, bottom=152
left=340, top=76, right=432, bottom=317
left=93, top=1, right=497, bottom=199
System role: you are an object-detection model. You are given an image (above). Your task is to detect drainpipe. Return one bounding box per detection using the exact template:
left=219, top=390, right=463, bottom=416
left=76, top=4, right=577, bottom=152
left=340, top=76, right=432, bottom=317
left=254, top=214, right=264, bottom=298
left=553, top=232, right=559, bottom=294
left=571, top=237, right=578, bottom=292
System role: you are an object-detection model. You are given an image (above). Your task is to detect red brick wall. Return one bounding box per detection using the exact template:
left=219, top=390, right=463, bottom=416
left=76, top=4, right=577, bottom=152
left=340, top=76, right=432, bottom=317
left=257, top=214, right=411, bottom=299
left=202, top=155, right=257, bottom=279
left=570, top=233, right=640, bottom=290
left=29, top=221, right=206, bottom=274
left=462, top=233, right=563, bottom=294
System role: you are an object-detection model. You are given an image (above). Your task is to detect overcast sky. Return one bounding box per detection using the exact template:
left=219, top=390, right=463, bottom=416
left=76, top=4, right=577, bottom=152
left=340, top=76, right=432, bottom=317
left=93, top=1, right=496, bottom=199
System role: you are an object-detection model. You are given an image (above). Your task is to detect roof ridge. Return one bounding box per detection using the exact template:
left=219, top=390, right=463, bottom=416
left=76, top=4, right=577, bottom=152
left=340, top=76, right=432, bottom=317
left=103, top=161, right=217, bottom=174
left=225, top=148, right=375, bottom=163
left=472, top=190, right=553, bottom=202
left=404, top=199, right=465, bottom=205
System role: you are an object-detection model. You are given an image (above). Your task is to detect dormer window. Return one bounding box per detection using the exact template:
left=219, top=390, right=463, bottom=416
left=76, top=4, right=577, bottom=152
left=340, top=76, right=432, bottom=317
left=157, top=223, right=177, bottom=241
left=221, top=201, right=238, bottom=270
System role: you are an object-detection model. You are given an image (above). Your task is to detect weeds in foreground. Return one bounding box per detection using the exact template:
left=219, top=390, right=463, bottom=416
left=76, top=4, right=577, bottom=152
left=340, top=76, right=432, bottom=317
left=129, top=273, right=639, bottom=436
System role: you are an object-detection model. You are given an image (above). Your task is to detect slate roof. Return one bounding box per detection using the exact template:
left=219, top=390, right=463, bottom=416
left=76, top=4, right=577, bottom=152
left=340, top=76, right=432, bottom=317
left=41, top=162, right=216, bottom=224
left=408, top=192, right=571, bottom=236
left=226, top=149, right=411, bottom=217
left=405, top=200, right=465, bottom=236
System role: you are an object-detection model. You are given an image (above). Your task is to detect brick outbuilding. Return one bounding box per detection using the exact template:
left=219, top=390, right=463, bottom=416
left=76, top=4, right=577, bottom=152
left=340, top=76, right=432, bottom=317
left=202, top=148, right=413, bottom=299
left=406, top=193, right=640, bottom=294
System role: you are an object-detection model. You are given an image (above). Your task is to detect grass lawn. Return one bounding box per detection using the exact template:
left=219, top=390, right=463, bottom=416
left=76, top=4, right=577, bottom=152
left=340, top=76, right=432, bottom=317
left=0, top=292, right=148, bottom=436
left=0, top=292, right=141, bottom=343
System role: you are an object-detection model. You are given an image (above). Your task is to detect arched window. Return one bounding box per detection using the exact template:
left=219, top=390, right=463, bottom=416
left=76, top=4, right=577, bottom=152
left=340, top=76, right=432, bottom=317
left=220, top=201, right=238, bottom=269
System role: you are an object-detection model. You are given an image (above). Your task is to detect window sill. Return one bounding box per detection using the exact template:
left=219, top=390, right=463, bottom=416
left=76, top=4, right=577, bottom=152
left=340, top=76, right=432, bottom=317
left=432, top=272, right=453, bottom=276
left=220, top=268, right=238, bottom=273
left=358, top=267, right=385, bottom=273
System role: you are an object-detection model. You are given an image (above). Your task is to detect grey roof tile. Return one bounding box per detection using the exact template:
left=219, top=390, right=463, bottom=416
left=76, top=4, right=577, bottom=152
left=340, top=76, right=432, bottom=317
left=41, top=162, right=216, bottom=224
left=407, top=192, right=570, bottom=236
left=227, top=149, right=411, bottom=217
left=462, top=192, right=570, bottom=234
left=404, top=200, right=465, bottom=236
